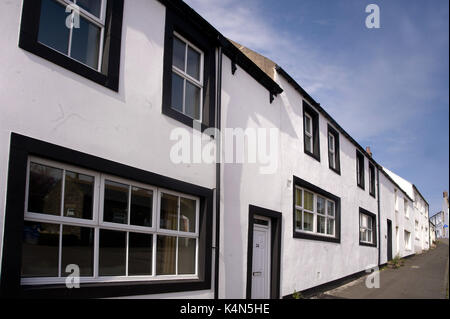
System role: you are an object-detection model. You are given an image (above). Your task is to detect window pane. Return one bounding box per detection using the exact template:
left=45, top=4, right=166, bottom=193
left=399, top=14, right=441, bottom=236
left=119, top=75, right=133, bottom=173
left=28, top=162, right=63, bottom=216
left=304, top=191, right=314, bottom=211
left=71, top=16, right=101, bottom=69
left=317, top=196, right=325, bottom=215
left=186, top=46, right=200, bottom=80
left=76, top=0, right=102, bottom=18
left=368, top=230, right=372, bottom=243
left=128, top=232, right=152, bottom=276
left=61, top=225, right=94, bottom=277
left=130, top=187, right=153, bottom=227
left=327, top=200, right=335, bottom=217
left=22, top=222, right=59, bottom=277
left=295, top=188, right=302, bottom=207
left=38, top=0, right=70, bottom=55
left=64, top=171, right=94, bottom=220
left=103, top=180, right=129, bottom=224
left=360, top=214, right=368, bottom=228
left=171, top=72, right=184, bottom=112
left=317, top=216, right=326, bottom=234
left=329, top=151, right=335, bottom=169
left=160, top=193, right=178, bottom=230
left=303, top=212, right=314, bottom=231
left=328, top=134, right=334, bottom=151
left=99, top=229, right=126, bottom=276
left=156, top=235, right=176, bottom=275
left=304, top=116, right=311, bottom=134
left=173, top=36, right=186, bottom=71
left=180, top=197, right=196, bottom=233
left=295, top=209, right=302, bottom=230
left=185, top=81, right=201, bottom=120
left=305, top=135, right=312, bottom=153
left=327, top=218, right=335, bottom=236
left=178, top=237, right=196, bottom=275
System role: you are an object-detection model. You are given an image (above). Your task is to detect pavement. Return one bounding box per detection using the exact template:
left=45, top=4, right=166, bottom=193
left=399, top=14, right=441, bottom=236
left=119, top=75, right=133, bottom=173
left=315, top=239, right=449, bottom=299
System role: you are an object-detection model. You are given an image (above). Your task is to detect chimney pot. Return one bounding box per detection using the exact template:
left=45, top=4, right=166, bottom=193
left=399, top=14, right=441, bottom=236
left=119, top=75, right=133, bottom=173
left=366, top=146, right=372, bottom=157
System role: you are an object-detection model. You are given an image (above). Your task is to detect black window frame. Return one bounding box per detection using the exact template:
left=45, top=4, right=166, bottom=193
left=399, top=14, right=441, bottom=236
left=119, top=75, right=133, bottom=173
left=292, top=176, right=341, bottom=244
left=369, top=162, right=376, bottom=197
left=356, top=151, right=365, bottom=190
left=327, top=124, right=341, bottom=175
left=303, top=101, right=320, bottom=162
left=162, top=9, right=216, bottom=132
left=359, top=208, right=377, bottom=247
left=0, top=133, right=213, bottom=298
left=18, top=0, right=124, bottom=92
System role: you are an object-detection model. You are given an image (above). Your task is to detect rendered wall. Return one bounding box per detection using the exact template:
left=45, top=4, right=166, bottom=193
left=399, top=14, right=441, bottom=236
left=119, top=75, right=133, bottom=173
left=0, top=0, right=215, bottom=298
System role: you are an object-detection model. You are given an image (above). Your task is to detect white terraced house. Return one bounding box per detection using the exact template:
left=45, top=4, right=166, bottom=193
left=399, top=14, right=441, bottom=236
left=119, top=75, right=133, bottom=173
left=0, top=0, right=432, bottom=298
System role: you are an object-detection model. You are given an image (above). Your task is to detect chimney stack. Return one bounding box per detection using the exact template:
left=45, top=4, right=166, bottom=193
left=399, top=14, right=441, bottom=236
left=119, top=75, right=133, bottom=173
left=366, top=146, right=372, bottom=157
left=444, top=191, right=448, bottom=199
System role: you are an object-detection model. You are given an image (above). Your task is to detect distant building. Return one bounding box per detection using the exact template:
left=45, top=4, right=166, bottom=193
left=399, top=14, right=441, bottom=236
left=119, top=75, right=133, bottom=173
left=430, top=192, right=449, bottom=238
left=429, top=221, right=436, bottom=244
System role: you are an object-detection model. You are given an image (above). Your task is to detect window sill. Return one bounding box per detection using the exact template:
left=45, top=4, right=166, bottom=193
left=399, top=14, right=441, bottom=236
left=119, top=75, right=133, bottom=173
left=369, top=192, right=376, bottom=198
left=304, top=150, right=321, bottom=162
left=162, top=106, right=211, bottom=133
left=357, top=184, right=365, bottom=191
left=329, top=166, right=341, bottom=175
left=20, top=277, right=209, bottom=298
left=293, top=230, right=340, bottom=243
left=359, top=241, right=377, bottom=247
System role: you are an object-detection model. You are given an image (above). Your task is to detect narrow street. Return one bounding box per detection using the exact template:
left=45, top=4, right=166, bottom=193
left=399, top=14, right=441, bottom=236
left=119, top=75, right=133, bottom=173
left=316, top=239, right=449, bottom=299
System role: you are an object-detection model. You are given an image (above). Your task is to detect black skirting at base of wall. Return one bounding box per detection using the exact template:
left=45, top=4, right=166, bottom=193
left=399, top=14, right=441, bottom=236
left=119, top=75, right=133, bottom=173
left=283, top=253, right=417, bottom=299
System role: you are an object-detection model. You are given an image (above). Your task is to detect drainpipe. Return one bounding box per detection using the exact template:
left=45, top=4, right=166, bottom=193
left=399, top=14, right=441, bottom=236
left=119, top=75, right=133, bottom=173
left=214, top=45, right=222, bottom=300
left=376, top=167, right=381, bottom=266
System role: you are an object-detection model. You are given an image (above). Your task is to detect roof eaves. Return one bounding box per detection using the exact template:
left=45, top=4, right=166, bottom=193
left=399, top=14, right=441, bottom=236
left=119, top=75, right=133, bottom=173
left=158, top=0, right=283, bottom=98
left=276, top=65, right=379, bottom=167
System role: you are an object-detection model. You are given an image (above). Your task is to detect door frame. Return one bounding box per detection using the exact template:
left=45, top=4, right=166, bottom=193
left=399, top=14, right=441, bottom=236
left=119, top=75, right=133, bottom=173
left=387, top=219, right=393, bottom=261
left=246, top=205, right=282, bottom=299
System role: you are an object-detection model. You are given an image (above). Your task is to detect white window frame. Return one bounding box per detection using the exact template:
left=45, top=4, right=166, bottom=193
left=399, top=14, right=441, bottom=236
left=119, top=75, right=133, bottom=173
left=394, top=189, right=399, bottom=212
left=171, top=32, right=204, bottom=122
left=295, top=186, right=336, bottom=237
left=404, top=199, right=409, bottom=218
left=359, top=212, right=374, bottom=244
left=404, top=230, right=411, bottom=250
left=328, top=133, right=335, bottom=169
left=21, top=157, right=200, bottom=285
left=37, top=0, right=107, bottom=72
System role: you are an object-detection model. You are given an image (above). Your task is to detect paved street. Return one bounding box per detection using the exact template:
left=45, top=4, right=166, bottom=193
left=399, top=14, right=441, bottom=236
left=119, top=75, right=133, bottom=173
left=316, top=239, right=449, bottom=299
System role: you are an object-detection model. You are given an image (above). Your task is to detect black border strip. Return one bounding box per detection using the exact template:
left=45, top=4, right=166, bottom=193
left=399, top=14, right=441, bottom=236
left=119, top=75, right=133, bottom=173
left=356, top=150, right=365, bottom=190
left=292, top=176, right=341, bottom=244
left=0, top=133, right=213, bottom=298
left=327, top=124, right=341, bottom=175
left=246, top=205, right=282, bottom=299
left=302, top=101, right=320, bottom=162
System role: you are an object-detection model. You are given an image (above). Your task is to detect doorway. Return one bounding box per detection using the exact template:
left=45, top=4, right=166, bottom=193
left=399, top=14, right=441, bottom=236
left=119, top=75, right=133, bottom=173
left=387, top=219, right=393, bottom=261
left=246, top=205, right=282, bottom=299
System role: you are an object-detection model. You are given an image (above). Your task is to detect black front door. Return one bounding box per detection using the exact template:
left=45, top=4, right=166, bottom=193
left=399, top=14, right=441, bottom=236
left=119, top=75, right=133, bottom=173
left=387, top=219, right=392, bottom=261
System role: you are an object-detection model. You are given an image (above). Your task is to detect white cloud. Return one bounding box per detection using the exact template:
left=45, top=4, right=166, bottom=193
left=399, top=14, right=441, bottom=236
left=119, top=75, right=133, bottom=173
left=185, top=0, right=447, bottom=143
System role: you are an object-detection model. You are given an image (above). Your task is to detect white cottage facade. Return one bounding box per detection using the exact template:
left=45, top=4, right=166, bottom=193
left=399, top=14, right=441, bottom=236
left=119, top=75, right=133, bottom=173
left=0, top=0, right=431, bottom=299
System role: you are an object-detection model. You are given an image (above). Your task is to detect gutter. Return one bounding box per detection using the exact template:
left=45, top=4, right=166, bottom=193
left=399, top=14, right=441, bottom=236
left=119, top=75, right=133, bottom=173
left=214, top=45, right=222, bottom=299
left=377, top=167, right=381, bottom=265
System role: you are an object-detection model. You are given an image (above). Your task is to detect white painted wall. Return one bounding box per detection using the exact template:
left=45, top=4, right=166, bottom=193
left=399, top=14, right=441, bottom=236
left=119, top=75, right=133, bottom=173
left=219, top=55, right=380, bottom=298
left=379, top=173, right=414, bottom=263
left=0, top=0, right=215, bottom=298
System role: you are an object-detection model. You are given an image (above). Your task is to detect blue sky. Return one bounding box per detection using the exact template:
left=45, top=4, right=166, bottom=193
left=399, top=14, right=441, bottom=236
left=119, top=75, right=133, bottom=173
left=184, top=0, right=449, bottom=216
